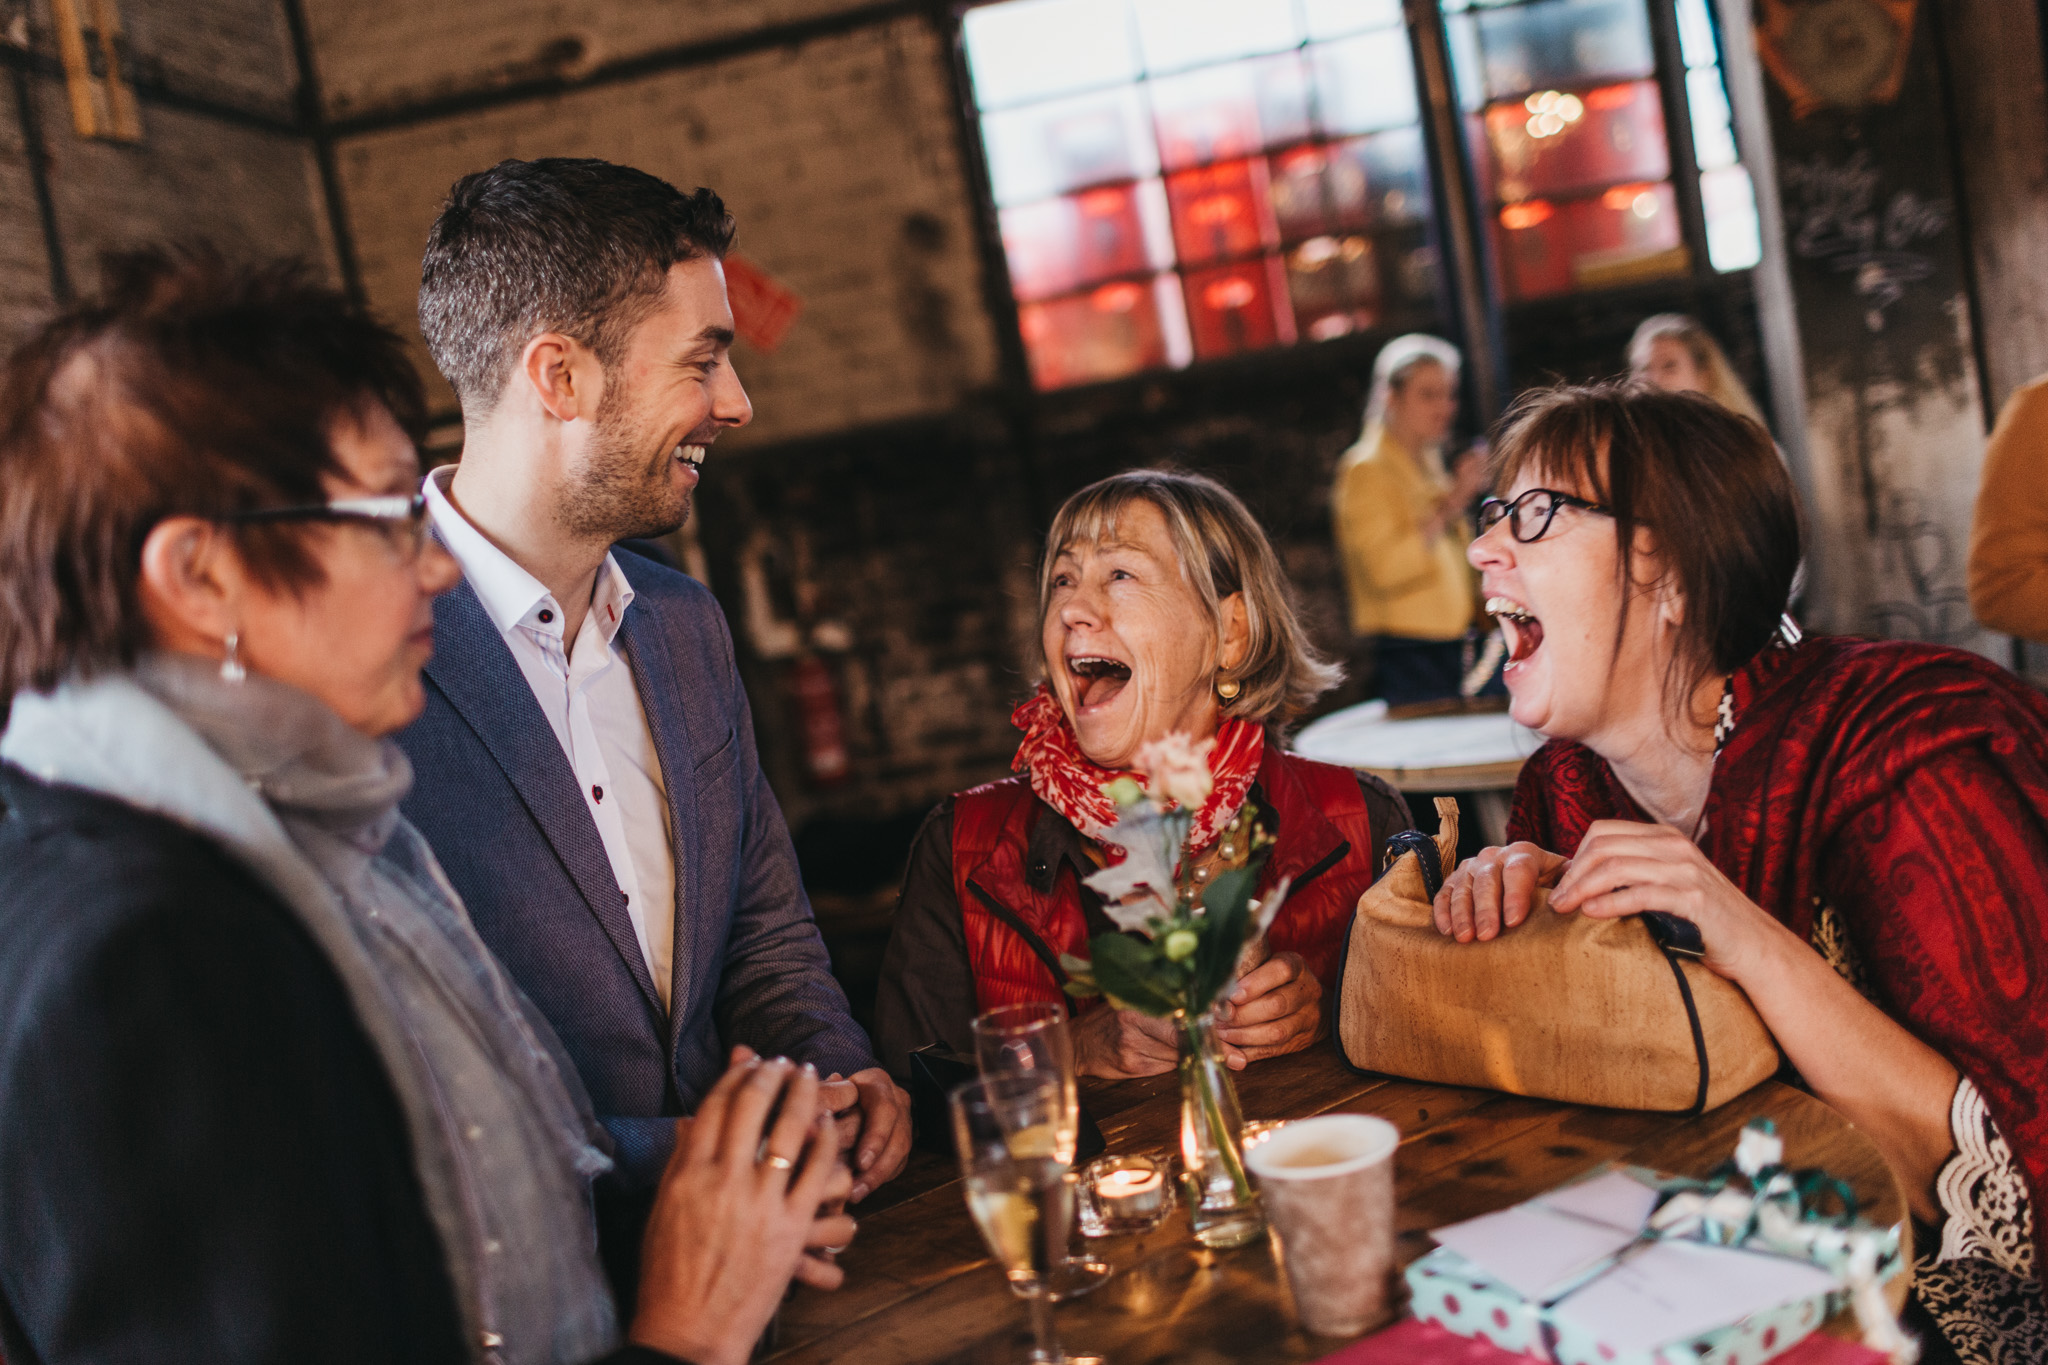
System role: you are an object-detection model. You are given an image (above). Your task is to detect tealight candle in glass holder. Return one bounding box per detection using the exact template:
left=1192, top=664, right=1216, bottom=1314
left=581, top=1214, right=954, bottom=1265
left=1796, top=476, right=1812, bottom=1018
left=1078, top=1154, right=1173, bottom=1236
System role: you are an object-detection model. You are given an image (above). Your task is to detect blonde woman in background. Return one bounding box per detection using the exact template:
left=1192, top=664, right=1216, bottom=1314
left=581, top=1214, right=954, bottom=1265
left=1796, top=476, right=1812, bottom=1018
left=1627, top=313, right=1766, bottom=424
left=1629, top=314, right=1805, bottom=609
left=1331, top=334, right=1494, bottom=705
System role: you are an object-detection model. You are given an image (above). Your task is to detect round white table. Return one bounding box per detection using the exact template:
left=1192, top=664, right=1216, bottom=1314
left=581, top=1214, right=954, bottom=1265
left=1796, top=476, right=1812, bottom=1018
left=1291, top=700, right=1546, bottom=845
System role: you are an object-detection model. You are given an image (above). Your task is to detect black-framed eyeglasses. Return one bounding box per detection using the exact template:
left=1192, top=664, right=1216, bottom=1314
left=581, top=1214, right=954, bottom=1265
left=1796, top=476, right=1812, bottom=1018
left=1476, top=488, right=1614, bottom=544
left=222, top=492, right=431, bottom=562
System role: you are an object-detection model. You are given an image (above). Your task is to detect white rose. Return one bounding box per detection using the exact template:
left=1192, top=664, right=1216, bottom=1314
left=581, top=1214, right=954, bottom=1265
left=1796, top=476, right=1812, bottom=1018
left=1134, top=732, right=1216, bottom=811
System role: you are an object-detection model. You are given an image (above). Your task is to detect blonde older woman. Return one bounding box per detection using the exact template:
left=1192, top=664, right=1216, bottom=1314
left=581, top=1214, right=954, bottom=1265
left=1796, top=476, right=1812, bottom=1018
left=1331, top=334, right=1493, bottom=704
left=874, top=470, right=1410, bottom=1080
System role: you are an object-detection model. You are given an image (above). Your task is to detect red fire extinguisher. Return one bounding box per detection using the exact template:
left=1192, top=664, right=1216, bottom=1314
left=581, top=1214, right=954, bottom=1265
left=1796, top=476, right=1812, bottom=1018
left=792, top=653, right=850, bottom=785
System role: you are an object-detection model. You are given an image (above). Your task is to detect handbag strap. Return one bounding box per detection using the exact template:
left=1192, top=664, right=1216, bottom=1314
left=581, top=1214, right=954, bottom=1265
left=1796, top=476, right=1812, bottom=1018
left=1383, top=829, right=1444, bottom=900
left=1657, top=943, right=1712, bottom=1116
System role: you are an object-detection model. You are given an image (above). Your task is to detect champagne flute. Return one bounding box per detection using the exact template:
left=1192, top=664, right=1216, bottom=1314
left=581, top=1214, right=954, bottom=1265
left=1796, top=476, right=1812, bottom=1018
left=950, top=1074, right=1101, bottom=1365
left=971, top=1002, right=1110, bottom=1300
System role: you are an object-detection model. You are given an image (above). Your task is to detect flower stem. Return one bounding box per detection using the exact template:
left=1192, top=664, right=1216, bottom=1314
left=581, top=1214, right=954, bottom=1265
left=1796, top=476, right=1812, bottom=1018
left=1181, top=1016, right=1252, bottom=1201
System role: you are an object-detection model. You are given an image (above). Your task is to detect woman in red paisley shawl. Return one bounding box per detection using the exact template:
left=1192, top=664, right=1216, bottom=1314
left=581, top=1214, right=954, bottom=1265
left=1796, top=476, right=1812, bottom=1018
left=1436, top=382, right=2045, bottom=1364
left=873, top=470, right=1411, bottom=1082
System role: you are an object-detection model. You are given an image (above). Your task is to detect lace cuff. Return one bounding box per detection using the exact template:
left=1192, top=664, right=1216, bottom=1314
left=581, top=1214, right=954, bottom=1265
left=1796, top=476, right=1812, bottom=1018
left=1936, top=1076, right=2036, bottom=1281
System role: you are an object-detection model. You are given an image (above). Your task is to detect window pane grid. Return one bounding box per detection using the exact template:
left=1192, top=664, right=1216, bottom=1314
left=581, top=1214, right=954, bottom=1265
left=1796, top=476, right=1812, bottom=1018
left=965, top=0, right=1444, bottom=390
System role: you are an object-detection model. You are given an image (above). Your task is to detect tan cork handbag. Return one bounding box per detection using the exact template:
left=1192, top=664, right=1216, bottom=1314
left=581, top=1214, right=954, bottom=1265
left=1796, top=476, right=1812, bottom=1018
left=1336, top=800, right=1780, bottom=1113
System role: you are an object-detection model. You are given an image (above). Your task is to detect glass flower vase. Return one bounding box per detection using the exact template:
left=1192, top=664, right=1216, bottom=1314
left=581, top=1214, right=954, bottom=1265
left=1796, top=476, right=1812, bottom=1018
left=1176, top=1011, right=1264, bottom=1248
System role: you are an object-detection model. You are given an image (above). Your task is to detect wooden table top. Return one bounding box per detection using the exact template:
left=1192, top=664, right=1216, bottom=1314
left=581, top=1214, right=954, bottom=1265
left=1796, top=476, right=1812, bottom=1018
left=771, top=1045, right=1909, bottom=1365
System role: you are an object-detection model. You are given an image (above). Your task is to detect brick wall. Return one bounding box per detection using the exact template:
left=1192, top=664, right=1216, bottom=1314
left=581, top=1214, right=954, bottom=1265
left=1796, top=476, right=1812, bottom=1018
left=300, top=0, right=883, bottom=122
left=328, top=12, right=1002, bottom=445
left=0, top=77, right=54, bottom=349
left=0, top=0, right=334, bottom=353
left=692, top=417, right=1044, bottom=831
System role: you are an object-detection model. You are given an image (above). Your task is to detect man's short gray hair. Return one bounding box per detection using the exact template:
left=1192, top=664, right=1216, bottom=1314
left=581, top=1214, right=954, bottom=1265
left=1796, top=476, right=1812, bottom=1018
left=419, top=157, right=735, bottom=420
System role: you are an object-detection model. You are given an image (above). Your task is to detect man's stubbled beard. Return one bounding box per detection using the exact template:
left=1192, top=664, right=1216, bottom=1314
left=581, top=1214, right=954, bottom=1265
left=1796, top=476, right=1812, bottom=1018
left=557, top=364, right=692, bottom=544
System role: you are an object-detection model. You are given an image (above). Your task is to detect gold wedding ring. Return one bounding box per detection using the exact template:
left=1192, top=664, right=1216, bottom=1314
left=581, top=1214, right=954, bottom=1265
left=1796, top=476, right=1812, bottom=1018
left=763, top=1153, right=796, bottom=1171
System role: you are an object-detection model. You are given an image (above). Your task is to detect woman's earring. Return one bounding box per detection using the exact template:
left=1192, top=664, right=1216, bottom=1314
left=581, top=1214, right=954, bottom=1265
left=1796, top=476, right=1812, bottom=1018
left=1215, top=675, right=1241, bottom=702
left=220, top=630, right=247, bottom=685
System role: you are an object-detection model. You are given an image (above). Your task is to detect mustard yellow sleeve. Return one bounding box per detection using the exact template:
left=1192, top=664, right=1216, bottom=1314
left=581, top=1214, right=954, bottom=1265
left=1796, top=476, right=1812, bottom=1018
left=1335, top=457, right=1436, bottom=595
left=1969, top=378, right=2048, bottom=644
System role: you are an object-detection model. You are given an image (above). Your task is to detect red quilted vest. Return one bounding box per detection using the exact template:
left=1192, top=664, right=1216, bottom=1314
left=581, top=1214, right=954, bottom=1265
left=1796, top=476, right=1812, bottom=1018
left=951, top=747, right=1382, bottom=1015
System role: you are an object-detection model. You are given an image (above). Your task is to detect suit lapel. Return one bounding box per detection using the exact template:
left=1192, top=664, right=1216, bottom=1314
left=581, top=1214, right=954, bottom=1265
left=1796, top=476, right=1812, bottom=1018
left=615, top=596, right=703, bottom=1053
left=423, top=577, right=663, bottom=1013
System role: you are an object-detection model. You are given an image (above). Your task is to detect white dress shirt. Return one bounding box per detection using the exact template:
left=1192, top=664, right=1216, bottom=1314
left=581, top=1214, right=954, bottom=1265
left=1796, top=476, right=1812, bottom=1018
left=425, top=466, right=677, bottom=1009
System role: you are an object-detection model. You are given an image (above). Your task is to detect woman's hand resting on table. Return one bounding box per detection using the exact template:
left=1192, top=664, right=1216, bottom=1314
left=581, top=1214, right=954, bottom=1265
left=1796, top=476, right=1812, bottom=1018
left=1072, top=951, right=1323, bottom=1079
left=629, top=1047, right=858, bottom=1365
left=1430, top=820, right=1796, bottom=982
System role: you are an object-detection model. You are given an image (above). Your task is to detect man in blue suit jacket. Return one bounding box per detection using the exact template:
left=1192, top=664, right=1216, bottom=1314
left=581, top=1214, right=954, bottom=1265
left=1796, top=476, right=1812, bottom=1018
left=397, top=159, right=909, bottom=1292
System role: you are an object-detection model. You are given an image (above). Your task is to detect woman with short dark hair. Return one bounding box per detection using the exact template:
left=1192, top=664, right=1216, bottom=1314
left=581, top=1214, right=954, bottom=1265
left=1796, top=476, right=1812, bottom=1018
left=0, top=250, right=850, bottom=1365
left=874, top=469, right=1411, bottom=1081
left=1438, top=381, right=2046, bottom=1362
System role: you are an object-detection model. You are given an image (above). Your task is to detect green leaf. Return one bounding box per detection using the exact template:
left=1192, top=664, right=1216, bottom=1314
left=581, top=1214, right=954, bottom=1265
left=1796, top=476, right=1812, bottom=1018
left=1059, top=951, right=1102, bottom=998
left=1201, top=862, right=1261, bottom=918
left=1188, top=860, right=1262, bottom=1010
left=1086, top=932, right=1182, bottom=1016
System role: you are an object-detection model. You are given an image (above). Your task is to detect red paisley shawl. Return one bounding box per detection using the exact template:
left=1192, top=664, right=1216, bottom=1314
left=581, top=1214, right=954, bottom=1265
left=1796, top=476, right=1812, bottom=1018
left=1508, top=635, right=2048, bottom=1269
left=1009, top=686, right=1264, bottom=854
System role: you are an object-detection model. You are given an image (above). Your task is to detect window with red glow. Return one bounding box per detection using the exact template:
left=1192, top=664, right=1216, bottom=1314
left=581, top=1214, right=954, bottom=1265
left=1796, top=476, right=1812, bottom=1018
left=962, top=0, right=1447, bottom=391
left=1442, top=0, right=1690, bottom=301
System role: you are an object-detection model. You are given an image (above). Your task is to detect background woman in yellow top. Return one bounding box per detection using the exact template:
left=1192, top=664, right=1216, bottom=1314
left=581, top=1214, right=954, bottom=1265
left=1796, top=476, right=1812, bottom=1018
left=1331, top=333, right=1492, bottom=705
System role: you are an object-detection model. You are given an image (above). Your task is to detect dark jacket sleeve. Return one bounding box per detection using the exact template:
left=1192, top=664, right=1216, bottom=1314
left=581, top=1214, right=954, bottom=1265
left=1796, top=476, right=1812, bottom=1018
left=706, top=610, right=877, bottom=1085
left=872, top=799, right=979, bottom=1082
left=0, top=806, right=468, bottom=1365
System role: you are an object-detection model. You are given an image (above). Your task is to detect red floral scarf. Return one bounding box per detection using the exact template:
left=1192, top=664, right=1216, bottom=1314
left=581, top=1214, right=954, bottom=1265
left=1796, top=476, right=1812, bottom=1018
left=1009, top=686, right=1264, bottom=854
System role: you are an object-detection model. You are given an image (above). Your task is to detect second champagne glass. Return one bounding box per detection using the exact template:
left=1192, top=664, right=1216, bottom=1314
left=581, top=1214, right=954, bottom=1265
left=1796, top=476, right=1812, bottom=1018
left=951, top=1074, right=1101, bottom=1365
left=971, top=1001, right=1110, bottom=1299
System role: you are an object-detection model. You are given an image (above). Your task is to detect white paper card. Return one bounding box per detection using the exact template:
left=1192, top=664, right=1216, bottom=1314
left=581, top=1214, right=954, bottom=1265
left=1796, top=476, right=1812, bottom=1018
left=1430, top=1204, right=1642, bottom=1301
left=1430, top=1170, right=1661, bottom=1300
left=1537, top=1169, right=1663, bottom=1233
left=1552, top=1238, right=1840, bottom=1355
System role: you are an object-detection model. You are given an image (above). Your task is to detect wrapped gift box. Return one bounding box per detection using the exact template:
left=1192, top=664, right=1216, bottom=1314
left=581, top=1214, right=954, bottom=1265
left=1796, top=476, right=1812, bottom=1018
left=1407, top=1245, right=1836, bottom=1365
left=1401, top=1131, right=1905, bottom=1365
left=1312, top=1315, right=1891, bottom=1365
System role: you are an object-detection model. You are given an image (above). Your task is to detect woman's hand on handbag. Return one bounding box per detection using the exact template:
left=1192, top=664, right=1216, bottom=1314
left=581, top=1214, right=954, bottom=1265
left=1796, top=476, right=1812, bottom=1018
left=1548, top=819, right=1787, bottom=982
left=1432, top=841, right=1570, bottom=942
left=1552, top=821, right=1962, bottom=1219
left=1214, top=951, right=1322, bottom=1067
